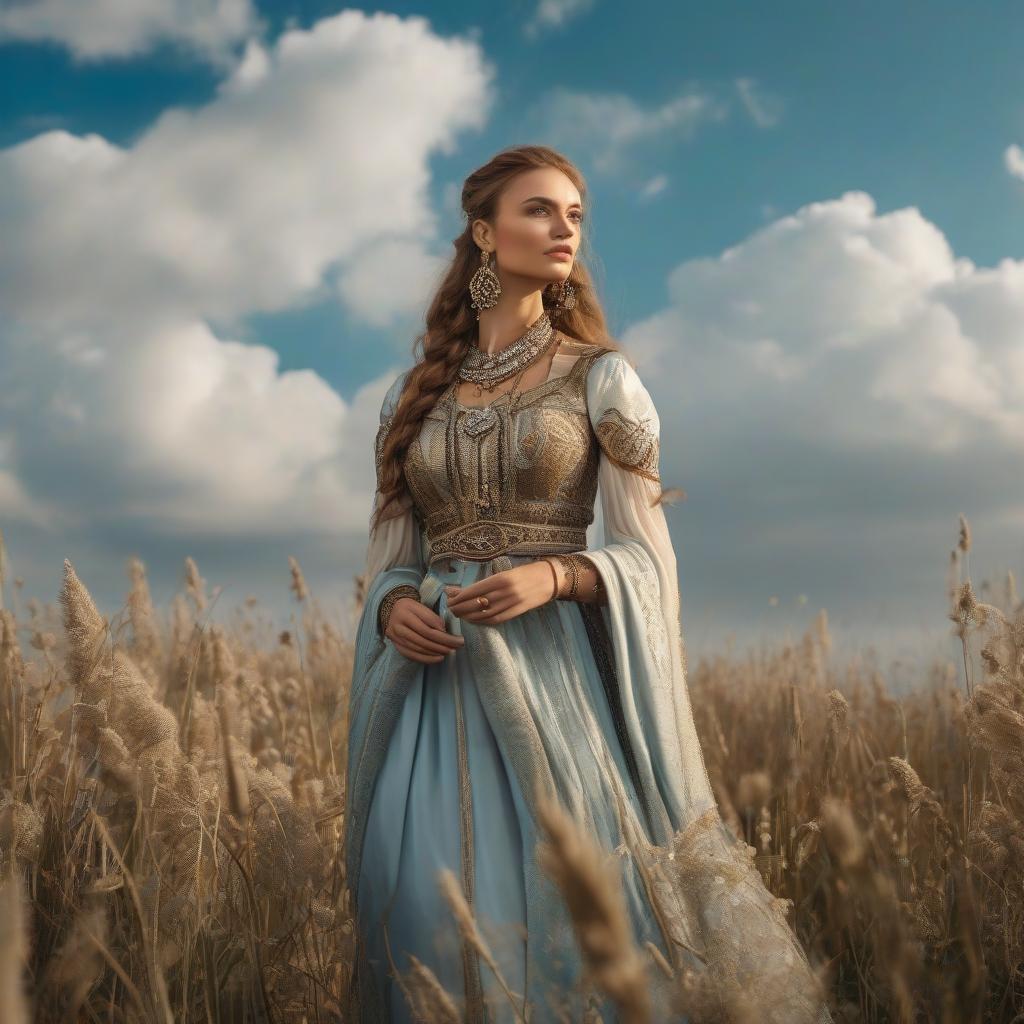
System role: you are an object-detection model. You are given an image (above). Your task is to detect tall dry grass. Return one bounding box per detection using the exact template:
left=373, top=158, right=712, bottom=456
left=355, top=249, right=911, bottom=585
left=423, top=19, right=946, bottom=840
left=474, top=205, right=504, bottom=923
left=0, top=515, right=1019, bottom=1022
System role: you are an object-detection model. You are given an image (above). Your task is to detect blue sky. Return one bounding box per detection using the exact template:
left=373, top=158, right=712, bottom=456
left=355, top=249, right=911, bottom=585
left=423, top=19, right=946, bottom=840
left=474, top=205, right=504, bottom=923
left=1, top=1, right=1022, bottom=675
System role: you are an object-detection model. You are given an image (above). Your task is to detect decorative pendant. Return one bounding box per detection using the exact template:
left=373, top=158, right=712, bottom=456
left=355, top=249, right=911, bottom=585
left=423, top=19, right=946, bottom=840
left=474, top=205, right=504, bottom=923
left=461, top=406, right=498, bottom=438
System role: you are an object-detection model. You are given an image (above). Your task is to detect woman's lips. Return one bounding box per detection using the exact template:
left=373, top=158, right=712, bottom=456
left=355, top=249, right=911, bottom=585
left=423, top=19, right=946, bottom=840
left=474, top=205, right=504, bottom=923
left=546, top=251, right=572, bottom=259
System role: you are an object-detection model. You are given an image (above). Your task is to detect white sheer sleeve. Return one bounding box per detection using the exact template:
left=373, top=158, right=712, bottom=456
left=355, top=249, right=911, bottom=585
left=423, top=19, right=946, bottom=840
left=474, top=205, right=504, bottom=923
left=585, top=353, right=683, bottom=656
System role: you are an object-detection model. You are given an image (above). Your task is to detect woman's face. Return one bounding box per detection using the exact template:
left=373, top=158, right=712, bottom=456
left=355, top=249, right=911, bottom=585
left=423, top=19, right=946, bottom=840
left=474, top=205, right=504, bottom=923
left=477, top=167, right=583, bottom=287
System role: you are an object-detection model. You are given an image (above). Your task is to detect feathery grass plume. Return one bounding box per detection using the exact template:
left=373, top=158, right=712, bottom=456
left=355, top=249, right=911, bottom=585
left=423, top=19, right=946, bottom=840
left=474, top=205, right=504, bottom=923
left=643, top=939, right=674, bottom=981
left=954, top=580, right=981, bottom=628
left=401, top=953, right=461, bottom=1023
left=0, top=872, right=29, bottom=1024
left=965, top=688, right=1024, bottom=756
left=967, top=800, right=1024, bottom=882
left=225, top=744, right=326, bottom=902
left=125, top=555, right=163, bottom=678
left=886, top=756, right=953, bottom=862
left=289, top=555, right=309, bottom=603
left=0, top=792, right=43, bottom=870
left=958, top=513, right=972, bottom=553
left=820, top=797, right=865, bottom=872
left=60, top=558, right=108, bottom=689
left=218, top=697, right=250, bottom=821
left=794, top=819, right=822, bottom=869
left=823, top=689, right=851, bottom=783
left=437, top=867, right=526, bottom=1022
left=60, top=559, right=208, bottom=969
left=535, top=788, right=652, bottom=1024
left=183, top=555, right=208, bottom=613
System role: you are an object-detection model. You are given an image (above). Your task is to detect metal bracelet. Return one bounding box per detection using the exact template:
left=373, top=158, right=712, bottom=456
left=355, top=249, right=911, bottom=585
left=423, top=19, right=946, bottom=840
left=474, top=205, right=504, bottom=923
left=378, top=584, right=420, bottom=637
left=560, top=552, right=605, bottom=602
left=541, top=557, right=561, bottom=602
left=554, top=553, right=581, bottom=598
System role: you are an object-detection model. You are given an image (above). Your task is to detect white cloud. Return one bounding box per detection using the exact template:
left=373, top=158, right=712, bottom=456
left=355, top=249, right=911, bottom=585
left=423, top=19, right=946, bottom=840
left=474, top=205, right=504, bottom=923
left=1005, top=143, right=1024, bottom=181
left=639, top=173, right=669, bottom=201
left=337, top=239, right=448, bottom=328
left=734, top=77, right=783, bottom=128
left=0, top=10, right=493, bottom=537
left=0, top=0, right=262, bottom=66
left=523, top=0, right=595, bottom=39
left=534, top=86, right=727, bottom=176
left=0, top=12, right=492, bottom=331
left=623, top=191, right=1024, bottom=465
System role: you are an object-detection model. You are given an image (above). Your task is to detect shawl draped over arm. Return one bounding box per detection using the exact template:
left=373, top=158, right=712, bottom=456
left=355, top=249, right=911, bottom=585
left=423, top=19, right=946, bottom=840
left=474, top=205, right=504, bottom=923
left=582, top=350, right=832, bottom=1023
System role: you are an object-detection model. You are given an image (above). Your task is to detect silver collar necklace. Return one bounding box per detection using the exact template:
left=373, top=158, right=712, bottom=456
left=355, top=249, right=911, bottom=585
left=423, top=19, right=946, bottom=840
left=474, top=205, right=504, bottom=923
left=458, top=311, right=554, bottom=389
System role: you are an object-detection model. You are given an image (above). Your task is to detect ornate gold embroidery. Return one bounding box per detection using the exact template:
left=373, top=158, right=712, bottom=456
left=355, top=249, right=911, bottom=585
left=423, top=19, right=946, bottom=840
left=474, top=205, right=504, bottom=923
left=594, top=407, right=660, bottom=483
left=401, top=340, right=610, bottom=564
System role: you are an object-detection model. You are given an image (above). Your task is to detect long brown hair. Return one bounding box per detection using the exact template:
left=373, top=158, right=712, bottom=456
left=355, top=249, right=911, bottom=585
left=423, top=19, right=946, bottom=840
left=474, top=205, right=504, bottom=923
left=371, top=144, right=621, bottom=536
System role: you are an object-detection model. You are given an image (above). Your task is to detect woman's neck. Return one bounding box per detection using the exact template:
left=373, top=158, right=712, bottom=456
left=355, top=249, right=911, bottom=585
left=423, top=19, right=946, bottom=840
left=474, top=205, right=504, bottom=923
left=475, top=301, right=547, bottom=356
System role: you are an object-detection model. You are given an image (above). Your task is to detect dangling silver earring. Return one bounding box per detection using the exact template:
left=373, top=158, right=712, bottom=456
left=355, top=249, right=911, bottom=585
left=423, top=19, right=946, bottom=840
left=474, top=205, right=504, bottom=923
left=550, top=279, right=576, bottom=322
left=469, top=249, right=501, bottom=319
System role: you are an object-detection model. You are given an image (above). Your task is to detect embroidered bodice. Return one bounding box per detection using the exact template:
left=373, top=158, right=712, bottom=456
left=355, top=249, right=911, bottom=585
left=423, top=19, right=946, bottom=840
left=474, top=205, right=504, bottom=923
left=374, top=338, right=662, bottom=568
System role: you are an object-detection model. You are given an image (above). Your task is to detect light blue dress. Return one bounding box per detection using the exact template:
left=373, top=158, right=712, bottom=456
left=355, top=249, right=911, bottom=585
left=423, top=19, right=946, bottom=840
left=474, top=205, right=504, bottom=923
left=343, top=341, right=832, bottom=1023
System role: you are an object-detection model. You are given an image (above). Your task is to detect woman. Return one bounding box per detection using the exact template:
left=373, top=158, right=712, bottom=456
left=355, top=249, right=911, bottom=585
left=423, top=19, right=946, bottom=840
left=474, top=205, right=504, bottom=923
left=344, top=145, right=832, bottom=1023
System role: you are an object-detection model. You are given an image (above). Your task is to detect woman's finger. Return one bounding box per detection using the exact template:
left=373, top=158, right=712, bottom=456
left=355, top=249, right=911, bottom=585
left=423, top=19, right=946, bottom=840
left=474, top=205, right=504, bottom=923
left=457, top=598, right=516, bottom=623
left=394, top=642, right=445, bottom=663
left=445, top=578, right=504, bottom=612
left=394, top=622, right=462, bottom=655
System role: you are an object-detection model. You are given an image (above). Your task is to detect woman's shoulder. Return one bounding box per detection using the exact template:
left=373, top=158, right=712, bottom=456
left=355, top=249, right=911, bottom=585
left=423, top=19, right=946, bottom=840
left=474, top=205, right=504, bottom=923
left=555, top=334, right=631, bottom=375
left=379, top=368, right=414, bottom=421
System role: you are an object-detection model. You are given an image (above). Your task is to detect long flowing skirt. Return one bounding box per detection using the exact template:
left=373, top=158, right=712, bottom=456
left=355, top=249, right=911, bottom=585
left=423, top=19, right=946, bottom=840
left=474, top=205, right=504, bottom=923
left=351, top=555, right=680, bottom=1022
left=344, top=553, right=832, bottom=1023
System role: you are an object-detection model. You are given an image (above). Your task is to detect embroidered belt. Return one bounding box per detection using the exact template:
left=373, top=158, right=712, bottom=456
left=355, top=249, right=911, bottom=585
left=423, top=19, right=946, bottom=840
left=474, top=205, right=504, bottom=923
left=426, top=519, right=588, bottom=565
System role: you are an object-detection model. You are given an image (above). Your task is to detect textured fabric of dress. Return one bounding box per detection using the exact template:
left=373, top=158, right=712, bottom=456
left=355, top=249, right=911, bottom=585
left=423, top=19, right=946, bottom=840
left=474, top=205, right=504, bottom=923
left=342, top=339, right=833, bottom=1023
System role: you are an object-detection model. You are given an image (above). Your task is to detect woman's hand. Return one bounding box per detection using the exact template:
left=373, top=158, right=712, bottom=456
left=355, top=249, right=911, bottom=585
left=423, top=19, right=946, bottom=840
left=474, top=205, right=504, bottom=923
left=386, top=597, right=465, bottom=663
left=445, top=561, right=561, bottom=626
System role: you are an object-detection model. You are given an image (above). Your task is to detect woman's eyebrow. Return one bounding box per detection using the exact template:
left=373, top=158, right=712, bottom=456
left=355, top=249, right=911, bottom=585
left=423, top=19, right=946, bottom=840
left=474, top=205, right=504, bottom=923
left=520, top=195, right=583, bottom=210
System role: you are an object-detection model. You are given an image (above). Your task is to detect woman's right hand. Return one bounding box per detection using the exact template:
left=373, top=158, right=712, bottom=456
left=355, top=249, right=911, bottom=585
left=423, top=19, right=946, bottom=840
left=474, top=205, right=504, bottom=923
left=386, top=597, right=466, bottom=663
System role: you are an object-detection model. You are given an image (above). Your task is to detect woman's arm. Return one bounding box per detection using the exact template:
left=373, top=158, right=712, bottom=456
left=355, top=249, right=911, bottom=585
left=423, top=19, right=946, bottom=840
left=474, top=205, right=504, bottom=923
left=567, top=350, right=680, bottom=622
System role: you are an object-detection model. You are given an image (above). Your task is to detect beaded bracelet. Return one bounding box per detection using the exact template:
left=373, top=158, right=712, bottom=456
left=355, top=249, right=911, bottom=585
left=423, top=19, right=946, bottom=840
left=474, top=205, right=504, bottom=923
left=378, top=583, right=421, bottom=638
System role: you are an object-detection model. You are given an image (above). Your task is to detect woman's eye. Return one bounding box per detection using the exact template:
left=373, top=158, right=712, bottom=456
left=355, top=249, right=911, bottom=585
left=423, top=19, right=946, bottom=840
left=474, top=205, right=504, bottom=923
left=530, top=207, right=583, bottom=220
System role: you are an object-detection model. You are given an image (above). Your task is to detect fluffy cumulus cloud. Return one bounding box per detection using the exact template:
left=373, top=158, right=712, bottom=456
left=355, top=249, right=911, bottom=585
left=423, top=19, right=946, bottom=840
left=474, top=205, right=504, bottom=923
left=0, top=10, right=492, bottom=540
left=627, top=191, right=1024, bottom=458
left=0, top=0, right=262, bottom=65
left=618, top=190, right=1023, bottom=647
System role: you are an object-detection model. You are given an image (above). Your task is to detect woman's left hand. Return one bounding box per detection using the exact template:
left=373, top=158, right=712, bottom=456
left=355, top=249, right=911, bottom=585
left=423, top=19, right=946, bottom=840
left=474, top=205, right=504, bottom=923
left=445, top=561, right=559, bottom=626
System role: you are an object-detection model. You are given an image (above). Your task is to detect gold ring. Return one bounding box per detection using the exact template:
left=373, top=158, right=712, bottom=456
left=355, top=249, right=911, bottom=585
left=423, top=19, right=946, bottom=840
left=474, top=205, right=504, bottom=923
left=477, top=596, right=490, bottom=609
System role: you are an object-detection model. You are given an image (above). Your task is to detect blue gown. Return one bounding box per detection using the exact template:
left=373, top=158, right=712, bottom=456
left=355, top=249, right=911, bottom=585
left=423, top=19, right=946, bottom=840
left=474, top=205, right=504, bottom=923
left=343, top=340, right=832, bottom=1023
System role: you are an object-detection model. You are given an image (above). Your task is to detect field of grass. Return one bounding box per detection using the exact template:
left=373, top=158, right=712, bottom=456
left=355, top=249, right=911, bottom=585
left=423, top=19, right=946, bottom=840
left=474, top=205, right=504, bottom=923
left=0, top=515, right=1020, bottom=1023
